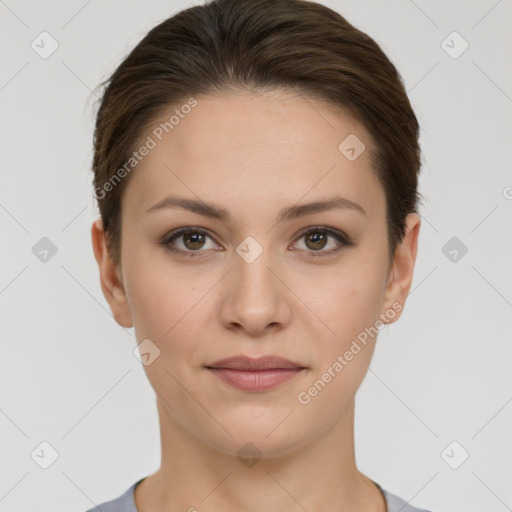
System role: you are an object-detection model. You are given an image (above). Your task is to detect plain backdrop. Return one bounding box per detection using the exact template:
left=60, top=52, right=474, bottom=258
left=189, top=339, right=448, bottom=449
left=1, top=1, right=511, bottom=511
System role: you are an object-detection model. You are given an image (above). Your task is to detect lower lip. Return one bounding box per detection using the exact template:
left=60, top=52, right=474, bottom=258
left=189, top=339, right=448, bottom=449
left=206, top=368, right=304, bottom=391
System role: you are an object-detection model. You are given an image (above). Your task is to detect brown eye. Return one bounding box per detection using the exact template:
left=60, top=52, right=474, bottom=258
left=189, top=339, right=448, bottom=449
left=182, top=231, right=207, bottom=250
left=304, top=231, right=328, bottom=251
left=163, top=227, right=218, bottom=257
left=293, top=227, right=354, bottom=257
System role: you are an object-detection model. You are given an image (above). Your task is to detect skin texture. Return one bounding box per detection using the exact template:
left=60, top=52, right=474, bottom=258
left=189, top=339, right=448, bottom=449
left=91, top=89, right=421, bottom=512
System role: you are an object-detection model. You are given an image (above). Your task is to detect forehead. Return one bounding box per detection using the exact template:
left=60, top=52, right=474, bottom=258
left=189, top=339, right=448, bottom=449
left=122, top=89, right=385, bottom=223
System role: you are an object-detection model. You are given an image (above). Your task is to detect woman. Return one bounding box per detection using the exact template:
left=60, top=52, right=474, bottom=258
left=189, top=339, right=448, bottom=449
left=88, top=0, right=431, bottom=510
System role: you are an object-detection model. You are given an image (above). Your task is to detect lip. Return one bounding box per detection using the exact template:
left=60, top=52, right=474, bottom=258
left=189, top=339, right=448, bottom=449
left=205, top=355, right=306, bottom=392
left=207, top=355, right=305, bottom=370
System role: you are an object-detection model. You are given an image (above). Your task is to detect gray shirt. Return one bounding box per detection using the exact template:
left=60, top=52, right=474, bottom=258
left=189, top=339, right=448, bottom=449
left=85, top=478, right=433, bottom=511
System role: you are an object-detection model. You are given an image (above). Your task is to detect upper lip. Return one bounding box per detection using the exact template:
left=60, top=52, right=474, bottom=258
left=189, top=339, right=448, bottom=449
left=206, top=355, right=306, bottom=371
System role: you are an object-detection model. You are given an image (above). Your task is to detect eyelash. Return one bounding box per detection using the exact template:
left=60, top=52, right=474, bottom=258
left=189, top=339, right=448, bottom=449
left=160, top=226, right=355, bottom=258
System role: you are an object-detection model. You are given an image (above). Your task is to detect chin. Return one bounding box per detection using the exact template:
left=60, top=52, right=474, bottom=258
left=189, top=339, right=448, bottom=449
left=198, top=415, right=313, bottom=461
left=209, top=435, right=305, bottom=463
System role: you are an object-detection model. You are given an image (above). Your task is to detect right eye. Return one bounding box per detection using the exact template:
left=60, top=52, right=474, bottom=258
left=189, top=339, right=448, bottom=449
left=162, top=227, right=221, bottom=257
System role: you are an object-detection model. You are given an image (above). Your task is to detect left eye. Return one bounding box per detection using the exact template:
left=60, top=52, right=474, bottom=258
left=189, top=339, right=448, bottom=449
left=292, top=227, right=352, bottom=255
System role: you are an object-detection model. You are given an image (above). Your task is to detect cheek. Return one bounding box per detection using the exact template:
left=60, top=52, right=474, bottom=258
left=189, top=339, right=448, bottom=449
left=124, top=257, right=209, bottom=366
left=126, top=274, right=170, bottom=339
left=126, top=268, right=202, bottom=403
left=295, top=279, right=381, bottom=415
left=314, top=269, right=385, bottom=343
left=123, top=242, right=188, bottom=332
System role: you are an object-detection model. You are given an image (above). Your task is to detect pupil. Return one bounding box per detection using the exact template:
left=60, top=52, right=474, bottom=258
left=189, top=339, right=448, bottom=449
left=307, top=232, right=327, bottom=250
left=185, top=232, right=204, bottom=249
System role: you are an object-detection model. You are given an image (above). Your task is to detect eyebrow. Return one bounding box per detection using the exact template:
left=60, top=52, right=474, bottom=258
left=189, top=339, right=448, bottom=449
left=145, top=194, right=367, bottom=222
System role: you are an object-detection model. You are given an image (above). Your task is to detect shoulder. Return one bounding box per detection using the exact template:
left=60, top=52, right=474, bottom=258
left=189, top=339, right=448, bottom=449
left=84, top=479, right=143, bottom=512
left=381, top=486, right=434, bottom=512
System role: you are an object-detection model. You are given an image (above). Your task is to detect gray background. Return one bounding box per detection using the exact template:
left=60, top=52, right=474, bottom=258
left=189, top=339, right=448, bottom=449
left=1, top=1, right=511, bottom=511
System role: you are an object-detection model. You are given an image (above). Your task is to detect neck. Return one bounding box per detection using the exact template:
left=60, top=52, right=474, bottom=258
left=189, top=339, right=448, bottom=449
left=134, top=397, right=386, bottom=512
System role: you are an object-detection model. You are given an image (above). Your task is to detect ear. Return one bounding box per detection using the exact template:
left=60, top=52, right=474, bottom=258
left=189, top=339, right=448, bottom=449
left=380, top=213, right=421, bottom=324
left=91, top=218, right=133, bottom=328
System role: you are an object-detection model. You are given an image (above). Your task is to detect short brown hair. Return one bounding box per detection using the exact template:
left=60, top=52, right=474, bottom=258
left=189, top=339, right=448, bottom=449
left=92, top=0, right=423, bottom=267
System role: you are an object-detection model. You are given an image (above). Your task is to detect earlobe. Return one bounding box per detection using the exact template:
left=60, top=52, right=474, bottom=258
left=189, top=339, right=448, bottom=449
left=91, top=218, right=133, bottom=328
left=380, top=213, right=421, bottom=324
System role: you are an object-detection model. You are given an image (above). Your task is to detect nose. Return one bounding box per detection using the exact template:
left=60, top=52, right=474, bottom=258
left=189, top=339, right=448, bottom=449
left=218, top=243, right=292, bottom=336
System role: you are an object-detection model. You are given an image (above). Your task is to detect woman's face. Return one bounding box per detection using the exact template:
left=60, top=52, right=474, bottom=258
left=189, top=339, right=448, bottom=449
left=94, top=89, right=419, bottom=457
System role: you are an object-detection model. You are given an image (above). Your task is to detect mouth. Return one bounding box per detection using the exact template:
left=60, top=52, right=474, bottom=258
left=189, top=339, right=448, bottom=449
left=205, top=355, right=307, bottom=392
